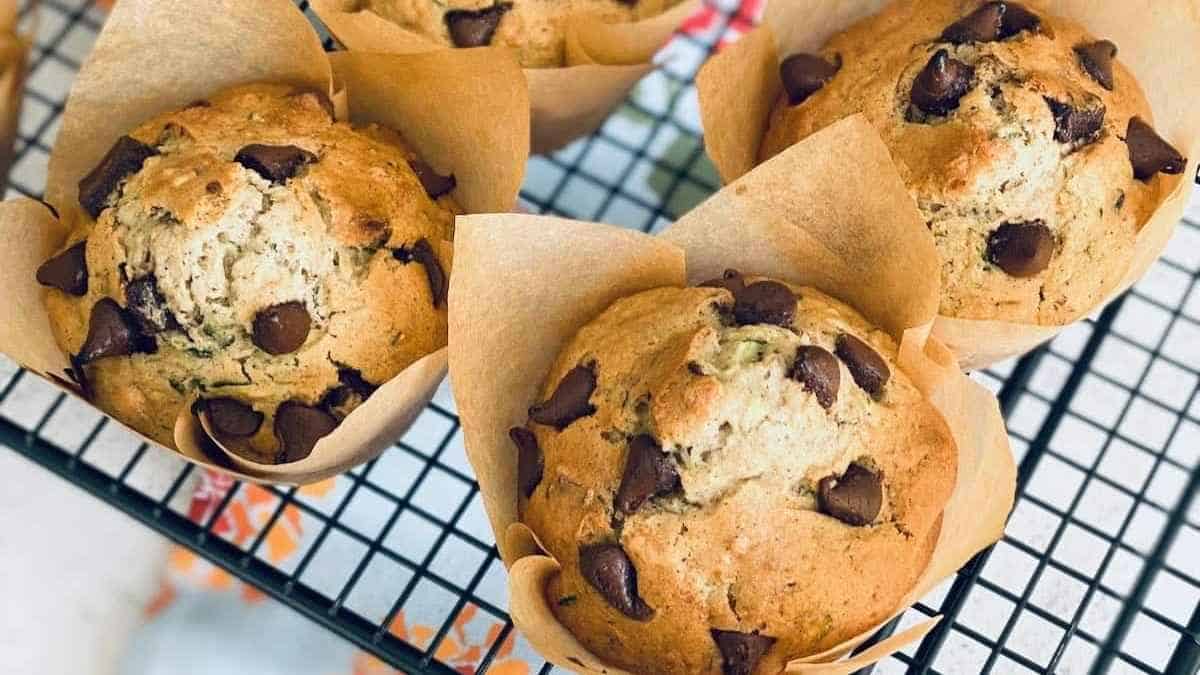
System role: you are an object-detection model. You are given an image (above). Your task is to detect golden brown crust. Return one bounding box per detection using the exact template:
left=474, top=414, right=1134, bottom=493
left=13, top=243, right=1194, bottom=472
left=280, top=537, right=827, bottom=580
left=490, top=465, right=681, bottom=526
left=43, top=83, right=457, bottom=459
left=362, top=0, right=683, bottom=68
left=521, top=280, right=957, bottom=674
left=761, top=0, right=1165, bottom=326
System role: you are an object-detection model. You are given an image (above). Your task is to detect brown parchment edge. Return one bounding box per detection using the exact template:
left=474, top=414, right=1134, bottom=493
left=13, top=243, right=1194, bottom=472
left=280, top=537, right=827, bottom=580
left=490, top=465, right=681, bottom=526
left=447, top=118, right=1015, bottom=672
left=0, top=0, right=528, bottom=484
left=696, top=0, right=1200, bottom=369
left=310, top=0, right=700, bottom=153
left=0, top=0, right=31, bottom=186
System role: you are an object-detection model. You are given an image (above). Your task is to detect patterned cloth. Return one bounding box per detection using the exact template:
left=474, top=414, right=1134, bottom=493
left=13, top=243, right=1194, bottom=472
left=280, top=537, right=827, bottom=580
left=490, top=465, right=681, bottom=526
left=123, top=471, right=529, bottom=675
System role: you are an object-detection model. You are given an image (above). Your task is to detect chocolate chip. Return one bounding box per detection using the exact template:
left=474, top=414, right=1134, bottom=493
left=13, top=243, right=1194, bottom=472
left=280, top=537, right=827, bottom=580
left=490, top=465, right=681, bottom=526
left=338, top=367, right=377, bottom=397
left=733, top=281, right=796, bottom=327
left=986, top=221, right=1054, bottom=277
left=529, top=364, right=597, bottom=430
left=444, top=3, right=511, bottom=48
left=700, top=269, right=746, bottom=296
left=940, top=3, right=1003, bottom=43
left=196, top=398, right=264, bottom=438
left=78, top=136, right=157, bottom=218
left=187, top=100, right=212, bottom=109
left=252, top=301, right=311, bottom=355
left=1075, top=40, right=1117, bottom=91
left=790, top=345, right=840, bottom=410
left=234, top=144, right=316, bottom=183
left=124, top=275, right=177, bottom=334
left=997, top=2, right=1040, bottom=38
left=408, top=159, right=457, bottom=199
left=412, top=239, right=447, bottom=308
left=67, top=354, right=94, bottom=399
left=911, top=49, right=975, bottom=117
left=779, top=53, right=840, bottom=106
left=205, top=181, right=223, bottom=195
left=834, top=334, right=889, bottom=399
left=1044, top=97, right=1105, bottom=144
left=818, top=463, right=882, bottom=526
left=510, top=426, right=543, bottom=498
left=711, top=629, right=776, bottom=675
left=1126, top=117, right=1186, bottom=181
left=321, top=367, right=378, bottom=419
left=615, top=434, right=681, bottom=515
left=273, top=401, right=339, bottom=463
left=77, top=298, right=154, bottom=363
left=36, top=241, right=88, bottom=296
left=578, top=543, right=653, bottom=620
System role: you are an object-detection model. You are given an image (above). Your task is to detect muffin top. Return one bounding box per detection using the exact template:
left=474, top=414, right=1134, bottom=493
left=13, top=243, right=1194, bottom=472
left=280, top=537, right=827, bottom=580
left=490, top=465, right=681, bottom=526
left=38, top=83, right=457, bottom=464
left=359, top=0, right=683, bottom=68
left=760, top=0, right=1186, bottom=325
left=515, top=271, right=956, bottom=675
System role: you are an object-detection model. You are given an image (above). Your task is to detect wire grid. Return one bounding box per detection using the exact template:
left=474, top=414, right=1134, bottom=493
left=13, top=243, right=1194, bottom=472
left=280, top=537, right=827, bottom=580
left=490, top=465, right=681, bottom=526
left=2, top=0, right=1199, bottom=673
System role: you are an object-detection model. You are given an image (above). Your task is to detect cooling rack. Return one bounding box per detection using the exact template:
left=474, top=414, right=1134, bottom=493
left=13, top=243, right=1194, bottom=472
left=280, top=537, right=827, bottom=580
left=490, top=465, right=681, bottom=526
left=3, top=0, right=1199, bottom=673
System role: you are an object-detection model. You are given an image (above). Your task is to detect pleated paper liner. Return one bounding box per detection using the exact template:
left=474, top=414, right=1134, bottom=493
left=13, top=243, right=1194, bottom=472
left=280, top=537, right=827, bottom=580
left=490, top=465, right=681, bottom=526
left=0, top=0, right=32, bottom=185
left=448, top=116, right=1016, bottom=673
left=697, top=0, right=1200, bottom=369
left=310, top=0, right=700, bottom=154
left=0, top=0, right=529, bottom=484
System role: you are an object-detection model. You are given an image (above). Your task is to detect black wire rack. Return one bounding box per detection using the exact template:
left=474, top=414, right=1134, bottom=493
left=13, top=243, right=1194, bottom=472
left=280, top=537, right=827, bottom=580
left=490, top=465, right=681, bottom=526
left=3, top=0, right=1199, bottom=673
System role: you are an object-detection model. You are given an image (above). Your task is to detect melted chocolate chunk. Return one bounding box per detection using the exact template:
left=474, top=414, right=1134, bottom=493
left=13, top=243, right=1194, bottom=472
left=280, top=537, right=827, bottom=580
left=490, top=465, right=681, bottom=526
left=77, top=298, right=155, bottom=363
left=579, top=543, right=653, bottom=620
left=790, top=345, right=840, bottom=410
left=1044, top=97, right=1105, bottom=144
left=124, top=275, right=177, bottom=334
left=711, top=629, right=776, bottom=675
left=412, top=239, right=448, bottom=308
left=78, top=136, right=158, bottom=218
left=941, top=3, right=1004, bottom=43
left=733, top=281, right=796, bottom=327
left=251, top=302, right=311, bottom=355
left=36, top=241, right=88, bottom=296
left=834, top=333, right=890, bottom=399
left=196, top=398, right=264, bottom=438
left=234, top=144, right=316, bottom=183
left=1075, top=40, right=1118, bottom=91
left=911, top=49, right=975, bottom=117
left=509, top=426, right=543, bottom=498
left=273, top=401, right=339, bottom=463
left=779, top=53, right=840, bottom=105
left=818, top=463, right=883, bottom=526
left=1126, top=117, right=1186, bottom=181
left=444, top=4, right=511, bottom=47
left=614, top=434, right=681, bottom=515
left=529, top=364, right=597, bottom=430
left=986, top=221, right=1054, bottom=277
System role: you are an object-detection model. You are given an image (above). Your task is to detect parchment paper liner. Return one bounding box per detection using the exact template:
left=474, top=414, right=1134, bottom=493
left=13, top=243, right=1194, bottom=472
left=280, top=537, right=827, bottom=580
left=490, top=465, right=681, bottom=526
left=0, top=0, right=31, bottom=185
left=449, top=116, right=1016, bottom=672
left=697, top=0, right=1200, bottom=369
left=0, top=0, right=529, bottom=484
left=311, top=0, right=700, bottom=154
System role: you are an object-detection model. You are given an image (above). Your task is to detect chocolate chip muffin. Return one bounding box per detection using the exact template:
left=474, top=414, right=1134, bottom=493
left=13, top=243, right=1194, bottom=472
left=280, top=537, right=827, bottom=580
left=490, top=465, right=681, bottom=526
left=512, top=272, right=956, bottom=674
left=37, top=83, right=457, bottom=464
left=355, top=0, right=684, bottom=67
left=760, top=0, right=1186, bottom=325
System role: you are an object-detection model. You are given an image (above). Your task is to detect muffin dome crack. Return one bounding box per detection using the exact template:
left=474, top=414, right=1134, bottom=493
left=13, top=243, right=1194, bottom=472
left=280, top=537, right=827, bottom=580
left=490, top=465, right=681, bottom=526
left=762, top=0, right=1186, bottom=326
left=39, top=83, right=457, bottom=464
left=516, top=273, right=956, bottom=674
